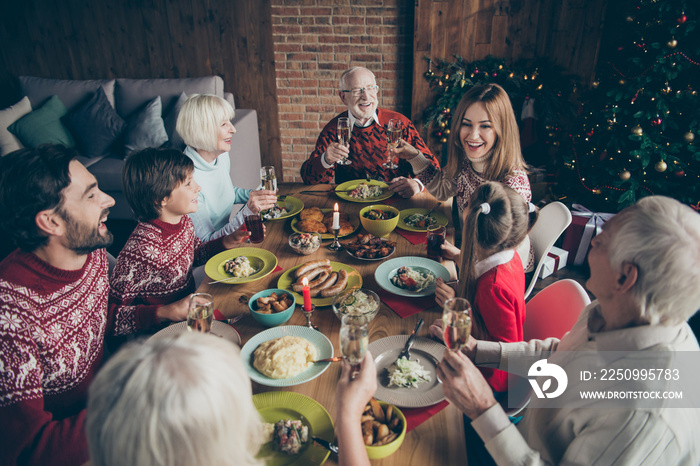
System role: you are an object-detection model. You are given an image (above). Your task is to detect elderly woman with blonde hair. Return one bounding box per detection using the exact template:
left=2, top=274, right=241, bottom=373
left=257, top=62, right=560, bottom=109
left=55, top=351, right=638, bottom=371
left=86, top=333, right=265, bottom=466
left=176, top=94, right=277, bottom=242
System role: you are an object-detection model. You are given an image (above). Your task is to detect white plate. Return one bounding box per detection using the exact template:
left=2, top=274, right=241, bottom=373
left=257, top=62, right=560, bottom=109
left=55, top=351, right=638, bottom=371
left=150, top=321, right=241, bottom=346
left=369, top=336, right=446, bottom=408
left=240, top=326, right=334, bottom=387
left=374, top=256, right=451, bottom=297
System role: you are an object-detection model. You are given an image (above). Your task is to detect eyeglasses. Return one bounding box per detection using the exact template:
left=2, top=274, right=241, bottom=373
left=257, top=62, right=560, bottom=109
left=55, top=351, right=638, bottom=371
left=341, top=85, right=379, bottom=97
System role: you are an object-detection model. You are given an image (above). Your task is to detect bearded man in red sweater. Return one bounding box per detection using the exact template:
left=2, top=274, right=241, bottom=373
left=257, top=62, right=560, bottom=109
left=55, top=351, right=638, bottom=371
left=300, top=66, right=440, bottom=198
left=0, top=145, right=188, bottom=466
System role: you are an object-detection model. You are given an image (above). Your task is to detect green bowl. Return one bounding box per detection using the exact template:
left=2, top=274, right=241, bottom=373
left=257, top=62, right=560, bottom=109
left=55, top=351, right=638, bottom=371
left=248, top=289, right=295, bottom=327
left=365, top=401, right=406, bottom=460
left=359, top=204, right=400, bottom=238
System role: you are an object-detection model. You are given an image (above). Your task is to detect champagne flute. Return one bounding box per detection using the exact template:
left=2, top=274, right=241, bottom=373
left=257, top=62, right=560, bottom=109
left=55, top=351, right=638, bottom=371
left=340, top=314, right=369, bottom=378
left=383, top=119, right=402, bottom=169
left=187, top=293, right=214, bottom=333
left=336, top=117, right=352, bottom=165
left=442, top=297, right=472, bottom=350
left=260, top=166, right=277, bottom=219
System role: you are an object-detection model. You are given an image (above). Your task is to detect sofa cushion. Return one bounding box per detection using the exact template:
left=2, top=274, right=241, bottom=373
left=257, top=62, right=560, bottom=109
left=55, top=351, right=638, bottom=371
left=87, top=155, right=126, bottom=192
left=124, top=96, right=168, bottom=156
left=114, top=76, right=225, bottom=119
left=8, top=95, right=75, bottom=148
left=19, top=76, right=116, bottom=112
left=0, top=96, right=32, bottom=156
left=64, top=87, right=126, bottom=158
left=163, top=91, right=187, bottom=150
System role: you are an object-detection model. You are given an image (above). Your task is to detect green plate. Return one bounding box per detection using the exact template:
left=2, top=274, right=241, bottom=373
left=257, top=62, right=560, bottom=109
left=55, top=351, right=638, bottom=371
left=204, top=248, right=278, bottom=284
left=334, top=179, right=393, bottom=203
left=253, top=391, right=334, bottom=466
left=277, top=262, right=362, bottom=307
left=397, top=207, right=449, bottom=232
left=241, top=326, right=334, bottom=387
left=264, top=196, right=304, bottom=221
left=290, top=208, right=360, bottom=240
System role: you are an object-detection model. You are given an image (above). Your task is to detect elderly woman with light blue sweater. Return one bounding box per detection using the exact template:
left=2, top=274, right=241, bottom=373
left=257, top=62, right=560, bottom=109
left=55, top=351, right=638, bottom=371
left=176, top=94, right=277, bottom=242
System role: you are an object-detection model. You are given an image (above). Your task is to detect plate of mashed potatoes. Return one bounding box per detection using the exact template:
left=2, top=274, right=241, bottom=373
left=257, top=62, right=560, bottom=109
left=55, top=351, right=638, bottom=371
left=204, top=248, right=278, bottom=285
left=240, top=326, right=334, bottom=387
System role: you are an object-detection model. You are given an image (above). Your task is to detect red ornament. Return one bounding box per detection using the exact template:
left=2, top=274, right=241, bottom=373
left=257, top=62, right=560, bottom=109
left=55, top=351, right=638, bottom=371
left=674, top=170, right=685, bottom=178
left=677, top=15, right=687, bottom=24
left=651, top=118, right=662, bottom=126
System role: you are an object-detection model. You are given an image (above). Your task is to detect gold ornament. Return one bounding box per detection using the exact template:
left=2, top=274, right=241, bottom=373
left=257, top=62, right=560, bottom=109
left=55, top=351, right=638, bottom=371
left=667, top=38, right=678, bottom=48
left=591, top=80, right=600, bottom=89
left=440, top=137, right=448, bottom=144
left=620, top=170, right=631, bottom=181
left=631, top=125, right=643, bottom=136
left=438, top=121, right=447, bottom=128
left=593, top=189, right=602, bottom=195
left=619, top=79, right=626, bottom=85
left=654, top=160, right=667, bottom=172
left=444, top=129, right=450, bottom=135
left=684, top=132, right=695, bottom=143
left=460, top=79, right=466, bottom=87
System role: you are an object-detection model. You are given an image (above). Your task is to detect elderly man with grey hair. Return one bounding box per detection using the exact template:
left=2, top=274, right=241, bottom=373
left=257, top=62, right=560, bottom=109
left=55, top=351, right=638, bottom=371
left=300, top=66, right=441, bottom=198
left=436, top=195, right=700, bottom=465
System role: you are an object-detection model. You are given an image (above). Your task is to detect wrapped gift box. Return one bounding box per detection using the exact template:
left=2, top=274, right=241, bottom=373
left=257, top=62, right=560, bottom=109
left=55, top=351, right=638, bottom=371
left=561, top=204, right=615, bottom=265
left=540, top=246, right=568, bottom=278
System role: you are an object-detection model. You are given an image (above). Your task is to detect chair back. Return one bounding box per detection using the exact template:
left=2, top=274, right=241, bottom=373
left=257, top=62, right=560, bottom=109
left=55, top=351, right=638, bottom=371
left=524, top=279, right=591, bottom=340
left=524, top=202, right=572, bottom=299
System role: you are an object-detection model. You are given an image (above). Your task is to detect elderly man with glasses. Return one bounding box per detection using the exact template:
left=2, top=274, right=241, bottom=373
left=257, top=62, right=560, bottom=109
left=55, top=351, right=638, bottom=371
left=301, top=66, right=440, bottom=198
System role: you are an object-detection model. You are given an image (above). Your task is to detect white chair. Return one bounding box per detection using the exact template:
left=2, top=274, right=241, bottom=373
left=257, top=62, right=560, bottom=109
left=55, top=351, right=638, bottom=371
left=504, top=279, right=591, bottom=416
left=524, top=202, right=572, bottom=299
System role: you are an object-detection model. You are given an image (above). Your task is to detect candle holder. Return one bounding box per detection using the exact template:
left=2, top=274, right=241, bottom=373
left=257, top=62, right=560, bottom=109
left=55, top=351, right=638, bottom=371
left=327, top=227, right=343, bottom=251
left=301, top=304, right=318, bottom=330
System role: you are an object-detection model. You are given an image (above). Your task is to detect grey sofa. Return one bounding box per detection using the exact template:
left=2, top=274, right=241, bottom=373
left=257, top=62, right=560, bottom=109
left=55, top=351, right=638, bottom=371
left=17, top=75, right=262, bottom=220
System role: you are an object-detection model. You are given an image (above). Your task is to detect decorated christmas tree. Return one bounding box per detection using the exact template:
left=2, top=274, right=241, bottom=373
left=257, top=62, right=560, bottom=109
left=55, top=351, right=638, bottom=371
left=564, top=0, right=699, bottom=211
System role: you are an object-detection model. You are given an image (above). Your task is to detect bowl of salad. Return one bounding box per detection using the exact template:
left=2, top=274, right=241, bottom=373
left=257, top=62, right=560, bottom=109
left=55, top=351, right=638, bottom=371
left=288, top=232, right=322, bottom=255
left=332, top=287, right=380, bottom=322
left=359, top=204, right=399, bottom=238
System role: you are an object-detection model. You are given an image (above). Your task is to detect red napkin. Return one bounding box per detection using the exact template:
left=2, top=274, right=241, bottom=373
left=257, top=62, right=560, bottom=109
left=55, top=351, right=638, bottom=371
left=382, top=195, right=400, bottom=205
left=213, top=309, right=226, bottom=321
left=376, top=288, right=437, bottom=318
left=403, top=400, right=450, bottom=432
left=273, top=264, right=283, bottom=273
left=396, top=228, right=428, bottom=245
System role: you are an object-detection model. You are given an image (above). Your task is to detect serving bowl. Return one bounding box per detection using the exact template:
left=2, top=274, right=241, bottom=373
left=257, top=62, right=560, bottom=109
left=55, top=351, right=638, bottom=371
left=288, top=232, right=322, bottom=255
left=359, top=204, right=400, bottom=238
left=365, top=401, right=406, bottom=460
left=331, top=287, right=380, bottom=322
left=248, top=289, right=295, bottom=327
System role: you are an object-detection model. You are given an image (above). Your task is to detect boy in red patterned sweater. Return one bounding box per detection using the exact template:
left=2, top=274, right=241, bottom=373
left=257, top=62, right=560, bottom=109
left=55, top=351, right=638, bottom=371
left=110, top=148, right=250, bottom=336
left=0, top=146, right=192, bottom=465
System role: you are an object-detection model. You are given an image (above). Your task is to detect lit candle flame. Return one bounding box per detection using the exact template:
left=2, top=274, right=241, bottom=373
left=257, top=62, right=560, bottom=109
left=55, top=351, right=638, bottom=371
left=334, top=203, right=339, bottom=212
left=302, top=277, right=309, bottom=286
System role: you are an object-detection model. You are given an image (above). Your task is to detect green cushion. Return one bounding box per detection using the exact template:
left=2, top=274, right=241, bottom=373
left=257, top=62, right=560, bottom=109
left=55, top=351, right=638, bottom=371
left=8, top=95, right=75, bottom=148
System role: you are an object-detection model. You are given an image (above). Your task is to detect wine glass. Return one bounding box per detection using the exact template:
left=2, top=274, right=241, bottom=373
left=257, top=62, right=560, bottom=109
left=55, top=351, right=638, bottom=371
left=442, top=297, right=472, bottom=350
left=383, top=119, right=402, bottom=169
left=187, top=293, right=214, bottom=333
left=260, top=166, right=277, bottom=219
left=336, top=117, right=352, bottom=165
left=339, top=314, right=369, bottom=378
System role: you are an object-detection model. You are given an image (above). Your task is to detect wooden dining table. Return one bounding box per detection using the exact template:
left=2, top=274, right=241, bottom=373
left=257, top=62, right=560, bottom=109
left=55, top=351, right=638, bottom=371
left=197, top=183, right=467, bottom=465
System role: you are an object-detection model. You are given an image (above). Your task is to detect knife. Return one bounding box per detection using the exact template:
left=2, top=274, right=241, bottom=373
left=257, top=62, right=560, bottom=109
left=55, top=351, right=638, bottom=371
left=312, top=436, right=339, bottom=454
left=397, top=318, right=424, bottom=362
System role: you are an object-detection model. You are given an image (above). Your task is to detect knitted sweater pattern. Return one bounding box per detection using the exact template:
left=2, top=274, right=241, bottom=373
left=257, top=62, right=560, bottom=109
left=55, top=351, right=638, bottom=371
left=110, top=216, right=225, bottom=336
left=301, top=108, right=439, bottom=184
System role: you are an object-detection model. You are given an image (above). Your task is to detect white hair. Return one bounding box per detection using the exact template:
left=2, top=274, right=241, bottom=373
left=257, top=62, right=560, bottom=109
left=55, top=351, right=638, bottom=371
left=176, top=94, right=235, bottom=152
left=339, top=66, right=375, bottom=89
left=609, top=195, right=700, bottom=325
left=87, top=333, right=264, bottom=466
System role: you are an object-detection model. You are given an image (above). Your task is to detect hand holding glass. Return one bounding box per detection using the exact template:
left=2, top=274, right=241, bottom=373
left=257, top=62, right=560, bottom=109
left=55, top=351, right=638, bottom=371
left=187, top=293, right=214, bottom=333
left=340, top=314, right=369, bottom=378
left=383, top=119, right=402, bottom=169
left=336, top=117, right=352, bottom=165
left=442, top=298, right=472, bottom=350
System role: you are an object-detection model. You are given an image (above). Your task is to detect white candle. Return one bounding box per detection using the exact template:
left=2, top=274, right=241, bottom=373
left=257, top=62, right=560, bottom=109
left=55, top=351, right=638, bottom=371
left=332, top=203, right=340, bottom=229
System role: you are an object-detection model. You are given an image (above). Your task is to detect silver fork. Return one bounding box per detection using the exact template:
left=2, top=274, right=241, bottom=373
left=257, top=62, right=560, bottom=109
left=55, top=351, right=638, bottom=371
left=397, top=318, right=424, bottom=362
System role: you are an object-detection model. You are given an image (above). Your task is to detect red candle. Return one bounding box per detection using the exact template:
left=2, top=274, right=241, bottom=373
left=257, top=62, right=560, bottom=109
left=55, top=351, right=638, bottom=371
left=302, top=277, right=312, bottom=311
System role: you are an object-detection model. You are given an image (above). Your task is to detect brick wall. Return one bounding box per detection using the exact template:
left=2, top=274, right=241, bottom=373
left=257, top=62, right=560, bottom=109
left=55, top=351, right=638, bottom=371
left=271, top=0, right=415, bottom=183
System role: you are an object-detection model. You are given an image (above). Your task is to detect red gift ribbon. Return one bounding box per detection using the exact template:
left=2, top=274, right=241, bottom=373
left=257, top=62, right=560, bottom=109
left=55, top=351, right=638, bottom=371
left=547, top=252, right=560, bottom=272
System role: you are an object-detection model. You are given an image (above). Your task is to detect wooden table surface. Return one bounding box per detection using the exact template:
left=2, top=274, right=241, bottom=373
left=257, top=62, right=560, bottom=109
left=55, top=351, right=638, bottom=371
left=197, top=183, right=467, bottom=465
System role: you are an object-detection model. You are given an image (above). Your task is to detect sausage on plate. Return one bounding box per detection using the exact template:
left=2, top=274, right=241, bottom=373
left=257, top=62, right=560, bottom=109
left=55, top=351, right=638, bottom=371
left=321, top=269, right=349, bottom=297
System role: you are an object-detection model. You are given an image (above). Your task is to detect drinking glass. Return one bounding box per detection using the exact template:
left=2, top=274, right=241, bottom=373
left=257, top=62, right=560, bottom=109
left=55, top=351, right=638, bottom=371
left=187, top=293, right=214, bottom=333
left=383, top=119, right=402, bottom=169
left=336, top=117, right=352, bottom=165
left=340, top=314, right=369, bottom=377
left=442, top=298, right=472, bottom=350
left=426, top=224, right=446, bottom=261
left=244, top=213, right=265, bottom=243
left=261, top=166, right=277, bottom=192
